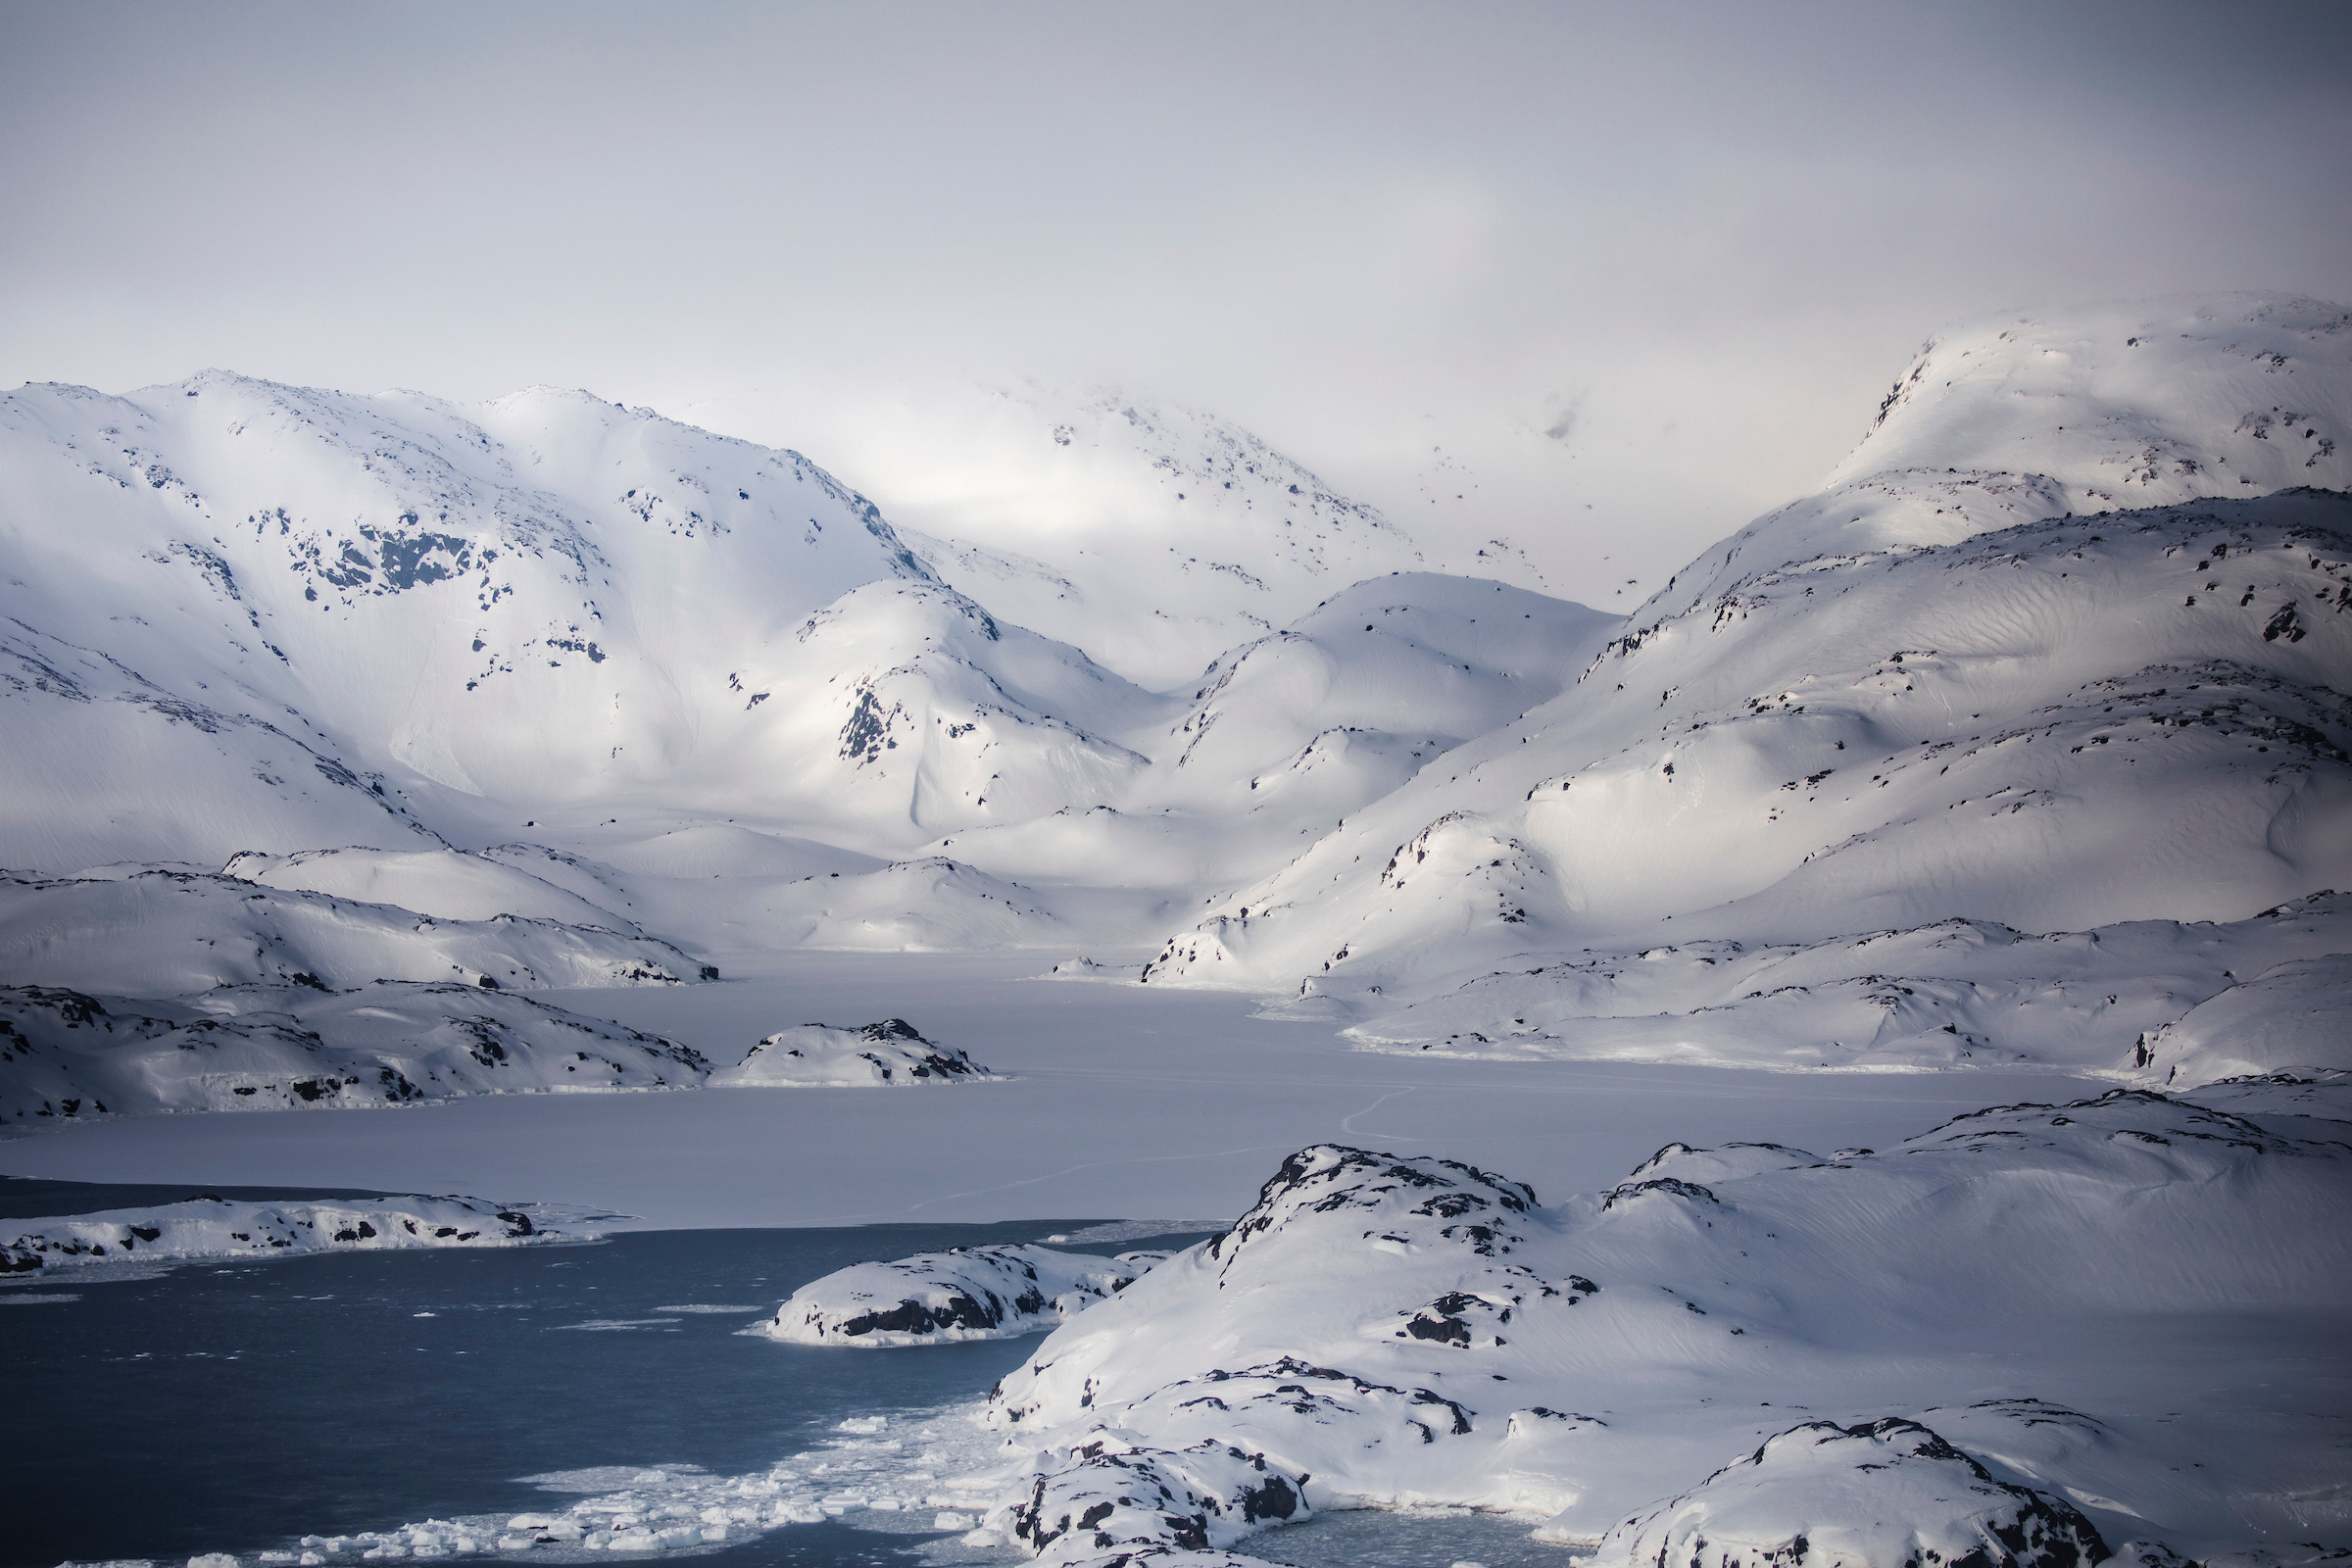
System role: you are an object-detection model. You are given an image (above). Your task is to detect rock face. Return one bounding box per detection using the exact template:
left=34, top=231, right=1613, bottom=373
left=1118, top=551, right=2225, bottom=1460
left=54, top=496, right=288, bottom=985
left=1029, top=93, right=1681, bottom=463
left=959, top=1091, right=2351, bottom=1566
left=1574, top=1418, right=2111, bottom=1568
left=3, top=1192, right=562, bottom=1272
left=755, top=1244, right=1154, bottom=1346
left=710, top=1018, right=995, bottom=1088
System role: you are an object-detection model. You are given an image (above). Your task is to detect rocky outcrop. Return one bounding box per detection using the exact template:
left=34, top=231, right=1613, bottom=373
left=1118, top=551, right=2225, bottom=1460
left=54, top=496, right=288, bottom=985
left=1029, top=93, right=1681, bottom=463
left=756, top=1244, right=1155, bottom=1346
left=711, top=1018, right=995, bottom=1088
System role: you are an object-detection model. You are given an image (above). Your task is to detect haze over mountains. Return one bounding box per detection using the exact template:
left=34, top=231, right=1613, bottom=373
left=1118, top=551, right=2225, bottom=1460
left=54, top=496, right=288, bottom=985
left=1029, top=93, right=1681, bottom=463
left=2, top=292, right=2348, bottom=1123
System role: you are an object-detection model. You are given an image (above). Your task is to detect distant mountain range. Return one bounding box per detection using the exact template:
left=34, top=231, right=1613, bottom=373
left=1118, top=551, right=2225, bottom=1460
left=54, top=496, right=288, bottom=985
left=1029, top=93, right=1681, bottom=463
left=3, top=292, right=2346, bottom=1122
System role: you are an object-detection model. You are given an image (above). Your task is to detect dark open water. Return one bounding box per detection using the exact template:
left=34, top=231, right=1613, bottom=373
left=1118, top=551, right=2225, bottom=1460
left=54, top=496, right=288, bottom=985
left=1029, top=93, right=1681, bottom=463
left=7, top=1222, right=1568, bottom=1568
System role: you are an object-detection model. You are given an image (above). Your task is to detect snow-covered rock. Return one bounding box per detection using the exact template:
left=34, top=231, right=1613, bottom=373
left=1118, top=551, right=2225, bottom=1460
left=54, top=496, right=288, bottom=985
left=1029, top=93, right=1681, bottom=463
left=1565, top=1418, right=2110, bottom=1568
left=710, top=1018, right=994, bottom=1088
left=756, top=1244, right=1154, bottom=1346
left=0, top=979, right=710, bottom=1129
left=0, top=870, right=707, bottom=995
left=2, top=1192, right=564, bottom=1272
left=965, top=1089, right=2351, bottom=1564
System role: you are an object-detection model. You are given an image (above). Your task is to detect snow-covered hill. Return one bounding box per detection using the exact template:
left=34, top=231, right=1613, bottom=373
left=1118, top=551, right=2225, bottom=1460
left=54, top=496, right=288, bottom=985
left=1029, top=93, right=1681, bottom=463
left=1140, top=296, right=2352, bottom=1006
left=1, top=977, right=710, bottom=1129
left=963, top=1088, right=2351, bottom=1565
left=2, top=291, right=2345, bottom=1109
left=1650, top=293, right=2352, bottom=623
left=0, top=870, right=704, bottom=994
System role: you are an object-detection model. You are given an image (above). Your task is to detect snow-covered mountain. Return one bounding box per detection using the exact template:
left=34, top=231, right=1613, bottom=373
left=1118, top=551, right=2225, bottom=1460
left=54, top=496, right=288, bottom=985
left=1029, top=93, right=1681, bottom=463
left=1139, top=298, right=2352, bottom=1044
left=2, top=291, right=2347, bottom=1123
left=0, top=371, right=937, bottom=867
left=679, top=381, right=1447, bottom=688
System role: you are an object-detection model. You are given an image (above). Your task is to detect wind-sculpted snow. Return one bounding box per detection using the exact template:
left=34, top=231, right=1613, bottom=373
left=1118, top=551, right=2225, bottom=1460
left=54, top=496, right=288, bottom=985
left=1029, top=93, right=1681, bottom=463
left=0, top=979, right=710, bottom=1129
left=0, top=870, right=705, bottom=995
left=1571, top=1417, right=2111, bottom=1568
left=2, top=1192, right=561, bottom=1272
left=1143, top=489, right=2352, bottom=995
left=710, top=1017, right=994, bottom=1088
left=963, top=1092, right=2352, bottom=1564
left=1302, top=891, right=2352, bottom=1083
left=757, top=1244, right=1155, bottom=1346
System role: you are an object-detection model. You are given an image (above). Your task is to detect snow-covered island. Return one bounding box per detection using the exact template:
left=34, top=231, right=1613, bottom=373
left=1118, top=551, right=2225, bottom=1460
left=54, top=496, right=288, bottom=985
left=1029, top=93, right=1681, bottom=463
left=2, top=978, right=712, bottom=1130
left=755, top=1243, right=1161, bottom=1346
left=4, top=1192, right=573, bottom=1273
left=710, top=1018, right=997, bottom=1088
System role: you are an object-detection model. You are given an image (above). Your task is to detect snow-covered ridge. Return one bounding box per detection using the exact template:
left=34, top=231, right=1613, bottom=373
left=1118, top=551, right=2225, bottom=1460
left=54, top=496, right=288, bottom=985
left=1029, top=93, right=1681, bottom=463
left=1567, top=1417, right=2112, bottom=1568
left=755, top=1244, right=1158, bottom=1346
left=1300, top=890, right=2352, bottom=1086
left=960, top=1088, right=2351, bottom=1565
left=710, top=1018, right=995, bottom=1088
left=691, top=379, right=1440, bottom=690
left=1650, top=293, right=2351, bottom=625
left=1, top=979, right=710, bottom=1131
left=3, top=1192, right=565, bottom=1273
left=0, top=870, right=709, bottom=996
left=1141, top=487, right=2352, bottom=997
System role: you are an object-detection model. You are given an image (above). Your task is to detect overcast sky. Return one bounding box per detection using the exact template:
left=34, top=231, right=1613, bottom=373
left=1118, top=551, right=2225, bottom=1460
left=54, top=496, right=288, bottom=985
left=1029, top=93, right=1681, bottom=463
left=5, top=1, right=2347, bottom=602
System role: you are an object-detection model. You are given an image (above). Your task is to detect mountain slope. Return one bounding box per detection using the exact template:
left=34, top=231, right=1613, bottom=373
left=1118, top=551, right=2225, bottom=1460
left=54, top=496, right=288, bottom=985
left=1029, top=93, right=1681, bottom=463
left=689, top=382, right=1442, bottom=689
left=0, top=372, right=935, bottom=864
left=1140, top=296, right=2352, bottom=998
